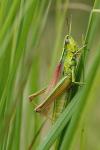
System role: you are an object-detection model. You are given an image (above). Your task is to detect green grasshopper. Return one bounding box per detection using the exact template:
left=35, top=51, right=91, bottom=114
left=29, top=30, right=85, bottom=116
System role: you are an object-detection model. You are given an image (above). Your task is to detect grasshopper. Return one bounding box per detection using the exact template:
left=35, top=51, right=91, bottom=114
left=29, top=31, right=85, bottom=116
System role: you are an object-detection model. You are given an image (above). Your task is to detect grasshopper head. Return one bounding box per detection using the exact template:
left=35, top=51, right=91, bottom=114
left=64, top=35, right=78, bottom=53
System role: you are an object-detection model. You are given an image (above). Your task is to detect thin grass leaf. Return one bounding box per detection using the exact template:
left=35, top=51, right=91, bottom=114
left=0, top=0, right=21, bottom=43
left=0, top=1, right=52, bottom=149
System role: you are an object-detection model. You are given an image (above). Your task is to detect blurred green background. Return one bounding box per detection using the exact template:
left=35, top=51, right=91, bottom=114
left=0, top=0, right=100, bottom=150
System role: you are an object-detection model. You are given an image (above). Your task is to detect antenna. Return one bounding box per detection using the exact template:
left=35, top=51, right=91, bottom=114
left=69, top=15, right=72, bottom=36
left=66, top=18, right=69, bottom=34
left=66, top=15, right=72, bottom=36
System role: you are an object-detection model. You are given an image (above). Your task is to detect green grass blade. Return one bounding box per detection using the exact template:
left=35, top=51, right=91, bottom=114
left=60, top=43, right=100, bottom=150
left=37, top=92, right=81, bottom=150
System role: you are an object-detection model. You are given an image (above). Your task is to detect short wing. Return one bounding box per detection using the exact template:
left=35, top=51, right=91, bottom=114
left=35, top=76, right=71, bottom=113
left=29, top=61, right=63, bottom=115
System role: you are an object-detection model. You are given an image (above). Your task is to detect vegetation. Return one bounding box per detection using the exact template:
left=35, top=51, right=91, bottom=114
left=0, top=0, right=100, bottom=150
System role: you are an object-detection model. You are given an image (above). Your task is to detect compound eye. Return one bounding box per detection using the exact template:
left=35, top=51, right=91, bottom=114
left=66, top=35, right=69, bottom=38
left=65, top=38, right=69, bottom=44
